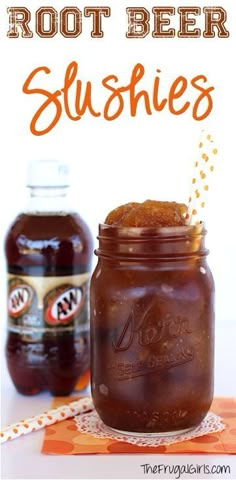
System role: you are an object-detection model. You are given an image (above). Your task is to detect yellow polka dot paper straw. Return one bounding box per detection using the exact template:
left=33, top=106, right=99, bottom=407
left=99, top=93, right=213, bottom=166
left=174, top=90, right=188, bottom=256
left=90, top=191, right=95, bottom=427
left=0, top=396, right=93, bottom=443
left=186, top=131, right=218, bottom=225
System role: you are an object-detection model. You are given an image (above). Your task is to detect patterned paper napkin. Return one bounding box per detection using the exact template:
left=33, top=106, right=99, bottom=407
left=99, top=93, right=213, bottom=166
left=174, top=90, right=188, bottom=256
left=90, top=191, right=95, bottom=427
left=41, top=397, right=236, bottom=455
left=75, top=370, right=90, bottom=391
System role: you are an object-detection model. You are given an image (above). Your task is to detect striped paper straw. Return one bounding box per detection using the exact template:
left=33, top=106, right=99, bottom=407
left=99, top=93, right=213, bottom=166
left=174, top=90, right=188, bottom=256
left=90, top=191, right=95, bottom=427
left=186, top=131, right=218, bottom=225
left=1, top=396, right=93, bottom=444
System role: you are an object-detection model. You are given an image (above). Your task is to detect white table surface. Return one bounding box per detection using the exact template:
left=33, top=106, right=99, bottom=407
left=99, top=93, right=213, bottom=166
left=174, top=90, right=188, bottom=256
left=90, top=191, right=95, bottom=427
left=1, top=325, right=236, bottom=480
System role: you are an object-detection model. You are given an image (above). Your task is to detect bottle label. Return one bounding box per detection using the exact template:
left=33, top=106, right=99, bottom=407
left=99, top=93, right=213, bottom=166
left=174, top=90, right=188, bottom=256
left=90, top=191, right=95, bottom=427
left=7, top=273, right=90, bottom=335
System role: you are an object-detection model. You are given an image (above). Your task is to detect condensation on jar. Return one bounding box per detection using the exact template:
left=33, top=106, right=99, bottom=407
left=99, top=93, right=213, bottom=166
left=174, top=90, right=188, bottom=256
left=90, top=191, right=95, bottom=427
left=90, top=223, right=215, bottom=435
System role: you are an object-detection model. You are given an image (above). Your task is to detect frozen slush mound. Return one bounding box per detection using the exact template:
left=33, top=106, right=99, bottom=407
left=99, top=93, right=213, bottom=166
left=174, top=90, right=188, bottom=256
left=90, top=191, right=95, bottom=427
left=105, top=200, right=187, bottom=227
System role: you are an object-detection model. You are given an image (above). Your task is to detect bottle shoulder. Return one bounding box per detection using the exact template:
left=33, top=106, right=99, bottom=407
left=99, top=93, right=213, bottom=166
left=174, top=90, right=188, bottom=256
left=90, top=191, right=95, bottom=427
left=5, top=212, right=93, bottom=267
left=5, top=212, right=92, bottom=240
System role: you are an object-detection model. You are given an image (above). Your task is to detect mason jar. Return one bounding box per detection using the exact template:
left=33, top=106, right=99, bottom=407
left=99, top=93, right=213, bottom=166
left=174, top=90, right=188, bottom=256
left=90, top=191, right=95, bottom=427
left=90, top=223, right=214, bottom=435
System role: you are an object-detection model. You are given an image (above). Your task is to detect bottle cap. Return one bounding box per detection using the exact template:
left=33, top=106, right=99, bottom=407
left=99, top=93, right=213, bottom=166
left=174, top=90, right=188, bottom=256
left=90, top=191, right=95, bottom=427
left=27, top=160, right=70, bottom=188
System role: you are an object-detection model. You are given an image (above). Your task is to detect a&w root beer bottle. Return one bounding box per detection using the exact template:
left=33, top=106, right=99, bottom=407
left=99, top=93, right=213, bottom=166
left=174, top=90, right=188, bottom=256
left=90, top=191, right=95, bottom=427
left=5, top=160, right=93, bottom=395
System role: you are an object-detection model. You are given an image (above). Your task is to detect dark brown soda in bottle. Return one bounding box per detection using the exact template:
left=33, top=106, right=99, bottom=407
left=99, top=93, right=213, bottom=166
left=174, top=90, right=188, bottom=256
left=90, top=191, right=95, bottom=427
left=5, top=160, right=93, bottom=396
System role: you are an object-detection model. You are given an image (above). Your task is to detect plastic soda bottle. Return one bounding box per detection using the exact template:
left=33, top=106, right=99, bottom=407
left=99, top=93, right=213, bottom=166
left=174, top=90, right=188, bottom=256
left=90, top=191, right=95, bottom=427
left=5, top=160, right=93, bottom=395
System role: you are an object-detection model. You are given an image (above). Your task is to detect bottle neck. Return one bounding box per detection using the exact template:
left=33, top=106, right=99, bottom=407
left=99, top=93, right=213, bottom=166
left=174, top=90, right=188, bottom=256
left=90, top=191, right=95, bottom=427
left=25, top=187, right=70, bottom=214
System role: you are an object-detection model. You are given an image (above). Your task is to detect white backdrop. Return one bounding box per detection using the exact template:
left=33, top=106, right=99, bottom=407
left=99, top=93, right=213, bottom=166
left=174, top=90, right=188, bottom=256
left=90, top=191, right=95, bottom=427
left=0, top=0, right=235, bottom=330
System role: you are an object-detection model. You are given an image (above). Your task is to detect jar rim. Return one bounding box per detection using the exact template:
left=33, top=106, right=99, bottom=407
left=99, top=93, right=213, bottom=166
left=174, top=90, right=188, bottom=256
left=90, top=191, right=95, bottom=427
left=98, top=222, right=206, bottom=239
left=96, top=222, right=208, bottom=260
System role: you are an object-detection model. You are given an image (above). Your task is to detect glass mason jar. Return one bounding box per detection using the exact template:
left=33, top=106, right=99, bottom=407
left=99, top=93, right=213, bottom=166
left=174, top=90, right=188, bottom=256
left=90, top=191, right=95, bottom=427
left=90, top=223, right=215, bottom=435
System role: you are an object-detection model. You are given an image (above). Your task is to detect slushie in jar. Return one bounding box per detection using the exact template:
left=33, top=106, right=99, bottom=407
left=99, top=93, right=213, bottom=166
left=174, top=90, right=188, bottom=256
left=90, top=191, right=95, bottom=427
left=90, top=200, right=214, bottom=435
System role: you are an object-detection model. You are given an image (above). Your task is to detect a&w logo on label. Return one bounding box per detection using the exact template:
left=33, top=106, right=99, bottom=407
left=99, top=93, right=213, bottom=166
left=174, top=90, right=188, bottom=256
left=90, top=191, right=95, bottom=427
left=44, top=285, right=85, bottom=326
left=8, top=284, right=33, bottom=317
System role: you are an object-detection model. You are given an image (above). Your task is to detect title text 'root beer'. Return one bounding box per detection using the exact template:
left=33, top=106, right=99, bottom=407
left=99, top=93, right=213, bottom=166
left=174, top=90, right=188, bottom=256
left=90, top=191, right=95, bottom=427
left=7, top=6, right=229, bottom=39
